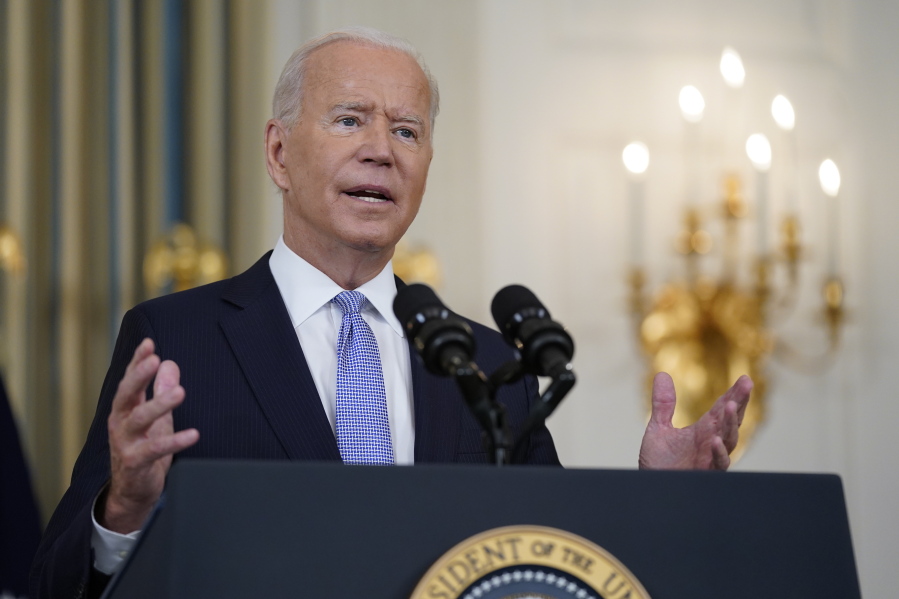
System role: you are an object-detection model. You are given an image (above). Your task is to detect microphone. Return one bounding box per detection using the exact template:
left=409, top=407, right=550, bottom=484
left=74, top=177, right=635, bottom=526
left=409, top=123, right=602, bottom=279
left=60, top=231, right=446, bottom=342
left=492, top=285, right=576, bottom=462
left=396, top=284, right=507, bottom=463
left=393, top=284, right=476, bottom=377
left=491, top=285, right=574, bottom=378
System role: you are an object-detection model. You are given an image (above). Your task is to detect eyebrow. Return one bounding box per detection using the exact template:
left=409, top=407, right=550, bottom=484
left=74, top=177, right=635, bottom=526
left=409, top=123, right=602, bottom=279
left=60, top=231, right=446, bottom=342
left=330, top=102, right=425, bottom=129
left=394, top=114, right=425, bottom=129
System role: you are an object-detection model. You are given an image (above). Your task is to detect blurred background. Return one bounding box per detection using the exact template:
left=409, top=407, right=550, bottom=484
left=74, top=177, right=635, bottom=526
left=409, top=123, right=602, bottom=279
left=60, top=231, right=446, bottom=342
left=1, top=0, right=896, bottom=596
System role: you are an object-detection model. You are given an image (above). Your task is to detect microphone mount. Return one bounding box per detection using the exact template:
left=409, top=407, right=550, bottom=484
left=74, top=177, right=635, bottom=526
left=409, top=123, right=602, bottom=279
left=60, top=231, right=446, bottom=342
left=394, top=283, right=577, bottom=466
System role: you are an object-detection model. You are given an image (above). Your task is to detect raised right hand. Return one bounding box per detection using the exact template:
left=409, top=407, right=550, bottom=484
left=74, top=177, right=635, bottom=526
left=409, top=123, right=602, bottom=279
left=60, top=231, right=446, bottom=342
left=99, top=338, right=199, bottom=533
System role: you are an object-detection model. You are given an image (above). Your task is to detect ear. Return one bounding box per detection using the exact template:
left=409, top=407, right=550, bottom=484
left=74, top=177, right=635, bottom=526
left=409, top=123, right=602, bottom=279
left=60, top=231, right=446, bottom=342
left=264, top=119, right=290, bottom=191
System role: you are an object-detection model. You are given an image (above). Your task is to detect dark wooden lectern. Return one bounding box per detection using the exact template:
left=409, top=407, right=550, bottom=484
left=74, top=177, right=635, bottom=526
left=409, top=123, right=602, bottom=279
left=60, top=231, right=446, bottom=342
left=102, top=460, right=861, bottom=598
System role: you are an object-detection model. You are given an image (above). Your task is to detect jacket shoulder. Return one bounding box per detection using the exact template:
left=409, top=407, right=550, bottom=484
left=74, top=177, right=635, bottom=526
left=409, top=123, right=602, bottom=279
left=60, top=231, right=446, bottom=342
left=131, top=251, right=275, bottom=321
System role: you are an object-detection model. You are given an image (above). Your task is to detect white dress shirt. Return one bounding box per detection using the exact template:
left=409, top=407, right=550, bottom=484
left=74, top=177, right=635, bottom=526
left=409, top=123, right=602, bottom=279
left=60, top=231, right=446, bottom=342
left=92, top=237, right=415, bottom=573
left=268, top=236, right=415, bottom=463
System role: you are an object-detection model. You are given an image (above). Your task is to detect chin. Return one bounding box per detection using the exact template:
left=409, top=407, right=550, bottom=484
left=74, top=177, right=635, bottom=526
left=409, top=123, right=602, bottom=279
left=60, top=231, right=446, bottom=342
left=344, top=234, right=399, bottom=255
left=342, top=225, right=405, bottom=255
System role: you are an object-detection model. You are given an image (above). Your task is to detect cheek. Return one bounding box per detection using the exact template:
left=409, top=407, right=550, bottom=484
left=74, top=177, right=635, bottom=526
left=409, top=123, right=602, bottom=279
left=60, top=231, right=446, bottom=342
left=294, top=155, right=340, bottom=196
left=406, top=156, right=432, bottom=193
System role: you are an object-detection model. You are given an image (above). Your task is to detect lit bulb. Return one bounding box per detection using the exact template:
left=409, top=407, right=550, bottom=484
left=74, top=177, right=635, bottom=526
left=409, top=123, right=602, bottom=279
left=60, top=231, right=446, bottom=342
left=771, top=95, right=795, bottom=131
left=679, top=85, right=705, bottom=123
left=819, top=159, right=841, bottom=196
left=720, top=47, right=745, bottom=89
left=622, top=142, right=650, bottom=175
left=746, top=133, right=772, bottom=171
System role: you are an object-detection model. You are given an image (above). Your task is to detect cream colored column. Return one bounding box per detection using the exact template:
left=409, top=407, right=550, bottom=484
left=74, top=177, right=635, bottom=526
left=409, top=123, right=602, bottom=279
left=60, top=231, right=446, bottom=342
left=229, top=0, right=272, bottom=270
left=188, top=0, right=227, bottom=249
left=262, top=0, right=307, bottom=244
left=3, top=0, right=33, bottom=440
left=139, top=0, right=166, bottom=290
left=113, top=0, right=137, bottom=315
left=58, top=0, right=86, bottom=488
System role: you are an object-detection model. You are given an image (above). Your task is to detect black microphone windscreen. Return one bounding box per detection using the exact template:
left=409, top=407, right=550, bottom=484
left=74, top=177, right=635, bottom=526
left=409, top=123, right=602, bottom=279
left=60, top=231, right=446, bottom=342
left=393, top=283, right=444, bottom=327
left=491, top=284, right=547, bottom=333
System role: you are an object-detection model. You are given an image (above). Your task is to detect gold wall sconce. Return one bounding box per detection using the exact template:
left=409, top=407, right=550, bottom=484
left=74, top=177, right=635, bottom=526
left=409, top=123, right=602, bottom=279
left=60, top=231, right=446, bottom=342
left=392, top=240, right=442, bottom=289
left=143, top=223, right=228, bottom=296
left=623, top=48, right=845, bottom=458
left=0, top=225, right=25, bottom=276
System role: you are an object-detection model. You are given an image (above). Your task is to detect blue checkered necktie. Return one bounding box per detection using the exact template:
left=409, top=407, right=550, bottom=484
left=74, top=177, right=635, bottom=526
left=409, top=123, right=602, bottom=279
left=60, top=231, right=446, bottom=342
left=330, top=290, right=394, bottom=465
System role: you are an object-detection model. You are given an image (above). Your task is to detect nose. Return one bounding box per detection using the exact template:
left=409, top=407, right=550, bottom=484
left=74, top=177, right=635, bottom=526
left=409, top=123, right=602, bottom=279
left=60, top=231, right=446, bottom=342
left=357, top=118, right=393, bottom=166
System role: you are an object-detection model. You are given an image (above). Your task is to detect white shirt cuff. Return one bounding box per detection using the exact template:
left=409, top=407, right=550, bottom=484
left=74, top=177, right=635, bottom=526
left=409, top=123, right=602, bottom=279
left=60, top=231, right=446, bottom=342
left=90, top=493, right=142, bottom=575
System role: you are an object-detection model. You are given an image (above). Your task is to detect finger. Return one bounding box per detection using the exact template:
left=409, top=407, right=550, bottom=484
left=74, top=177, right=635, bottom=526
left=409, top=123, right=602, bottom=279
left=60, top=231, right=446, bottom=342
left=123, top=384, right=186, bottom=434
left=112, top=349, right=161, bottom=414
left=126, top=336, right=153, bottom=362
left=129, top=427, right=200, bottom=464
left=731, top=375, right=753, bottom=424
left=710, top=374, right=752, bottom=421
left=711, top=436, right=730, bottom=470
left=721, top=400, right=740, bottom=452
left=121, top=338, right=155, bottom=380
left=124, top=361, right=185, bottom=435
left=649, top=372, right=677, bottom=427
left=153, top=360, right=181, bottom=397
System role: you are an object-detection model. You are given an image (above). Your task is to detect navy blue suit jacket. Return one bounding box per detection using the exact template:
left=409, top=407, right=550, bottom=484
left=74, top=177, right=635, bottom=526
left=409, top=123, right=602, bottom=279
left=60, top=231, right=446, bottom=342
left=31, top=252, right=559, bottom=599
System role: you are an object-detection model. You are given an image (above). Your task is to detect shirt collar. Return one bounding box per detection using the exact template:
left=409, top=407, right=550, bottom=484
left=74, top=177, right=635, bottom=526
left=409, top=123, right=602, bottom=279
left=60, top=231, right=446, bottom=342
left=269, top=236, right=404, bottom=338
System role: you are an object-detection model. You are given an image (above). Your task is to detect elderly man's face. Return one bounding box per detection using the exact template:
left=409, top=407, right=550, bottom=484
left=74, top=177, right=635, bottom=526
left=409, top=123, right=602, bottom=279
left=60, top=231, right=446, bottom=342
left=269, top=41, right=433, bottom=258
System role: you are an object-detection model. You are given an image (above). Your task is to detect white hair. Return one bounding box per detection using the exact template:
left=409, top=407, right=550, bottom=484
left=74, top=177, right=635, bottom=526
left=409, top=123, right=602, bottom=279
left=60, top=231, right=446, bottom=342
left=272, top=26, right=440, bottom=132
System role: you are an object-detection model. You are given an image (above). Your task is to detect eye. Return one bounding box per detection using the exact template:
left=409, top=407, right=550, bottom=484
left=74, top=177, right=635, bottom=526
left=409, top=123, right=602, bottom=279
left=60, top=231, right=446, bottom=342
left=338, top=117, right=358, bottom=127
left=396, top=127, right=417, bottom=139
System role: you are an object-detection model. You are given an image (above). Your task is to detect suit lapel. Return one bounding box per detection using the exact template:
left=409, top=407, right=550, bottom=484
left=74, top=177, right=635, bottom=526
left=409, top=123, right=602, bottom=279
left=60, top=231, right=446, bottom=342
left=219, top=254, right=340, bottom=461
left=216, top=262, right=464, bottom=464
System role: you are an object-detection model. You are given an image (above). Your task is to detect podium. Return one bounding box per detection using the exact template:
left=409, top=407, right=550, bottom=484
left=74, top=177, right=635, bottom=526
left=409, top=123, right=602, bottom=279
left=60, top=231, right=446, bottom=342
left=103, top=460, right=861, bottom=598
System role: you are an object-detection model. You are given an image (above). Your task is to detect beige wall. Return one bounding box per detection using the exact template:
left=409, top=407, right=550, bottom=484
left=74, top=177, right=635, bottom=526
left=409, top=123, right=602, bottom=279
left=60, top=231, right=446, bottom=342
left=265, top=1, right=897, bottom=596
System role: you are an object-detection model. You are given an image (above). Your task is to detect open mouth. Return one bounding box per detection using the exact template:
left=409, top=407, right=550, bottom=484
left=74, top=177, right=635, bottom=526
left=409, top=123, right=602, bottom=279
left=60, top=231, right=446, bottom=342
left=344, top=187, right=393, bottom=203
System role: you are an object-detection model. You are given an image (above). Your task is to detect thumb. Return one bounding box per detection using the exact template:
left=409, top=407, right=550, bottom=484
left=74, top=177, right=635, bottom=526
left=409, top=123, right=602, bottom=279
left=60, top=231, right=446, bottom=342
left=649, top=372, right=677, bottom=427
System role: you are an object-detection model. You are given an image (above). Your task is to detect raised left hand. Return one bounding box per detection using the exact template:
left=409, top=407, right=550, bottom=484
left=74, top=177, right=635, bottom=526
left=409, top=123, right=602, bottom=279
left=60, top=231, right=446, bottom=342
left=638, top=372, right=752, bottom=470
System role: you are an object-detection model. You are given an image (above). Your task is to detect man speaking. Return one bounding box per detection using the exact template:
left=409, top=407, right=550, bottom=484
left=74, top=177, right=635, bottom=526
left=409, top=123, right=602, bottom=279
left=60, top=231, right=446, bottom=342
left=31, top=27, right=751, bottom=598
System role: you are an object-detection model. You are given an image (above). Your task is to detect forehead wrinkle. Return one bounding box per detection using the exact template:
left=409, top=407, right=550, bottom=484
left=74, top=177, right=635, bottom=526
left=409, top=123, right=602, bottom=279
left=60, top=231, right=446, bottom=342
left=330, top=100, right=374, bottom=114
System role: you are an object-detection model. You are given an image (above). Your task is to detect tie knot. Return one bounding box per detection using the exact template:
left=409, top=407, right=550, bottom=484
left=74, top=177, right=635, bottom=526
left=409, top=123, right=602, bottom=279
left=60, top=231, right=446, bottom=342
left=331, top=290, right=367, bottom=315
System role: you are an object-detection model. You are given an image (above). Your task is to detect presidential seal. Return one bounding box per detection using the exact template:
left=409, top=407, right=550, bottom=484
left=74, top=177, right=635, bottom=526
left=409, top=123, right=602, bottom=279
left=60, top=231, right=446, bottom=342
left=410, top=525, right=650, bottom=599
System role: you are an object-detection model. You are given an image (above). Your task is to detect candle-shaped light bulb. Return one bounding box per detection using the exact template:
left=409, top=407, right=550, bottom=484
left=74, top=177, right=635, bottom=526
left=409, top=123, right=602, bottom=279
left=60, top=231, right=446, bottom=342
left=720, top=46, right=746, bottom=89
left=746, top=133, right=772, bottom=172
left=819, top=159, right=841, bottom=196
left=623, top=142, right=650, bottom=266
left=747, top=133, right=772, bottom=254
left=819, top=159, right=841, bottom=276
left=773, top=95, right=799, bottom=212
left=679, top=85, right=705, bottom=123
left=771, top=95, right=795, bottom=131
left=622, top=142, right=650, bottom=175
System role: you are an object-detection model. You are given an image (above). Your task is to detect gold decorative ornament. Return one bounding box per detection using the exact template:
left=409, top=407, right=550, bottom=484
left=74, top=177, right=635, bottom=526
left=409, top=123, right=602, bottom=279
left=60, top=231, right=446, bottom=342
left=624, top=52, right=845, bottom=459
left=0, top=225, right=25, bottom=276
left=143, top=223, right=228, bottom=295
left=393, top=239, right=441, bottom=288
left=629, top=176, right=844, bottom=459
